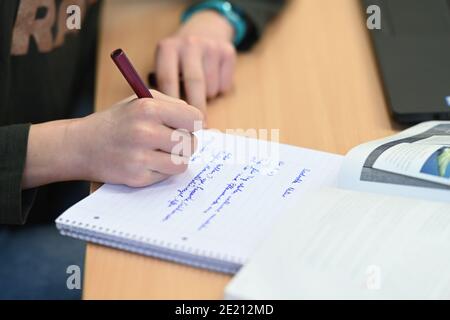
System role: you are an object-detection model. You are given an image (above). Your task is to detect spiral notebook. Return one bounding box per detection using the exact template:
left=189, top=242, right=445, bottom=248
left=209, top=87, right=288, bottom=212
left=56, top=130, right=343, bottom=274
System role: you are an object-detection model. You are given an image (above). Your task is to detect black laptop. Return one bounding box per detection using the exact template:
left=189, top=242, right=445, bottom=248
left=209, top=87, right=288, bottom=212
left=363, top=0, right=450, bottom=123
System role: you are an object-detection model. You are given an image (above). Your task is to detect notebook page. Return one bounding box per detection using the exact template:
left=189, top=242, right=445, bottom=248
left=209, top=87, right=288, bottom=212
left=226, top=188, right=450, bottom=299
left=57, top=130, right=343, bottom=265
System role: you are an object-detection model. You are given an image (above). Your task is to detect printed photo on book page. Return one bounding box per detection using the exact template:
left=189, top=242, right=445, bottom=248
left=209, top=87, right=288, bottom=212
left=371, top=142, right=450, bottom=186
left=338, top=121, right=450, bottom=203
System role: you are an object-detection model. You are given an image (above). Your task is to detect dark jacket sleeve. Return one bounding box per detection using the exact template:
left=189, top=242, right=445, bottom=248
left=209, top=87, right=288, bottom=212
left=231, top=0, right=286, bottom=50
left=0, top=124, right=36, bottom=225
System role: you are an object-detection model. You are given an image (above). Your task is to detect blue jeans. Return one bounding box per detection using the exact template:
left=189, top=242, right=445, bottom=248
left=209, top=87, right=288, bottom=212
left=0, top=223, right=85, bottom=300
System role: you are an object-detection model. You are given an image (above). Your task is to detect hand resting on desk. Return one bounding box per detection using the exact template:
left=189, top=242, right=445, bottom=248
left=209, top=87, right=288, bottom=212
left=154, top=11, right=236, bottom=117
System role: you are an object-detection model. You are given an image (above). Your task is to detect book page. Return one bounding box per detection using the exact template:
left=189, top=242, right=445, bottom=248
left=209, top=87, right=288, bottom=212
left=338, top=121, right=450, bottom=202
left=57, top=130, right=343, bottom=268
left=226, top=188, right=450, bottom=299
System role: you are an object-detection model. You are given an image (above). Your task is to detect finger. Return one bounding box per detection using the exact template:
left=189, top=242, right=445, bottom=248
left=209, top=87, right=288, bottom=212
left=121, top=90, right=185, bottom=106
left=181, top=46, right=207, bottom=111
left=141, top=99, right=204, bottom=132
left=118, top=95, right=139, bottom=105
left=203, top=44, right=220, bottom=99
left=151, top=124, right=198, bottom=157
left=137, top=123, right=197, bottom=157
left=128, top=170, right=169, bottom=188
left=150, top=89, right=187, bottom=105
left=145, top=150, right=189, bottom=175
left=219, top=44, right=237, bottom=93
left=155, top=39, right=180, bottom=98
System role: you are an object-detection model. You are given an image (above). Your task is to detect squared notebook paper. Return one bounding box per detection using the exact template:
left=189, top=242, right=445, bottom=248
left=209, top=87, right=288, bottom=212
left=56, top=130, right=343, bottom=274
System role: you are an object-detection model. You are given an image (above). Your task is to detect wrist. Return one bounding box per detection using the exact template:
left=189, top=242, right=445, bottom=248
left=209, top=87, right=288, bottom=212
left=178, top=10, right=234, bottom=43
left=23, top=119, right=90, bottom=189
left=64, top=117, right=93, bottom=181
left=182, top=1, right=247, bottom=46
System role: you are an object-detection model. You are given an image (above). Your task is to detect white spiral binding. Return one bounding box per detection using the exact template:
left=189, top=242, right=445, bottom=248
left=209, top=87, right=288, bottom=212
left=56, top=217, right=243, bottom=274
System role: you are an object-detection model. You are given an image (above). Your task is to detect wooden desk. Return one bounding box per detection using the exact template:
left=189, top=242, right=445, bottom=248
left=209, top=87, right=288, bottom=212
left=84, top=0, right=398, bottom=299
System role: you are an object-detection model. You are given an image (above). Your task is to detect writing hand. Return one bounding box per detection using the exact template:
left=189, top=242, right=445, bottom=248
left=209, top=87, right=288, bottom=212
left=23, top=91, right=203, bottom=189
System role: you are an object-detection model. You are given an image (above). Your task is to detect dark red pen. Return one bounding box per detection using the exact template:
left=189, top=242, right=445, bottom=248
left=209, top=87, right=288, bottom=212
left=111, top=48, right=153, bottom=99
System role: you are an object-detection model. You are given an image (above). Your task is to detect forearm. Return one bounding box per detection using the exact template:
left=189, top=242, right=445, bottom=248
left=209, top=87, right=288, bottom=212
left=22, top=119, right=88, bottom=189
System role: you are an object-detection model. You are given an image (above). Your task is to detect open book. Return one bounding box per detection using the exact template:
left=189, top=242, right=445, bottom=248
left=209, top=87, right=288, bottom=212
left=225, top=121, right=450, bottom=299
left=225, top=188, right=450, bottom=299
left=56, top=121, right=449, bottom=274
